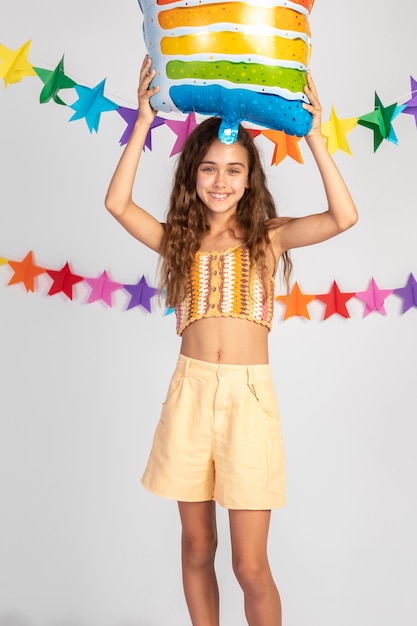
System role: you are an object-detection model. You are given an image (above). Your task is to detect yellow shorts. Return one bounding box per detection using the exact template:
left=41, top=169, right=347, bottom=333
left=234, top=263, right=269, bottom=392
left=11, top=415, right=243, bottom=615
left=141, top=354, right=286, bottom=510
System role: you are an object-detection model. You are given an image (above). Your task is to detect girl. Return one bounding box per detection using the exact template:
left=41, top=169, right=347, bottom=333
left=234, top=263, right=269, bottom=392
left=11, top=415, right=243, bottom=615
left=105, top=56, right=357, bottom=626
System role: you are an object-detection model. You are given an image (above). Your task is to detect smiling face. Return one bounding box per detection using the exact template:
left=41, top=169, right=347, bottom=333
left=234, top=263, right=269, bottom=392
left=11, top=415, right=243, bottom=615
left=195, top=139, right=250, bottom=220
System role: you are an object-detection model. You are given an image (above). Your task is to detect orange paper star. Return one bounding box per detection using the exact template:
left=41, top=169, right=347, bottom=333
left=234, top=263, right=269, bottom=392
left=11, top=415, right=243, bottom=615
left=262, top=130, right=304, bottom=166
left=276, top=282, right=315, bottom=320
left=7, top=251, right=46, bottom=292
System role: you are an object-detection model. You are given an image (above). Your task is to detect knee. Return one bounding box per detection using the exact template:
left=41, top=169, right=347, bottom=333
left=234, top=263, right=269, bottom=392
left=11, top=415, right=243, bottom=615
left=182, top=529, right=218, bottom=570
left=232, top=557, right=270, bottom=597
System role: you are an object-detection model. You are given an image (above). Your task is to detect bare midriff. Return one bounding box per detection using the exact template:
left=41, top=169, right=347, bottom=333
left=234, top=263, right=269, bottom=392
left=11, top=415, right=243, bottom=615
left=180, top=316, right=270, bottom=365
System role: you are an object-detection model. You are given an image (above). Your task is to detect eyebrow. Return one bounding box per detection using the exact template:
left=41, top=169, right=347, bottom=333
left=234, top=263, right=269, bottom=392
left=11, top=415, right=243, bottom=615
left=199, top=160, right=246, bottom=167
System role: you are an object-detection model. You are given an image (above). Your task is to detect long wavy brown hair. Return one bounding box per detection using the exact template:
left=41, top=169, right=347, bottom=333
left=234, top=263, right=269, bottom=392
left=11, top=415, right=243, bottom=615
left=160, top=117, right=292, bottom=307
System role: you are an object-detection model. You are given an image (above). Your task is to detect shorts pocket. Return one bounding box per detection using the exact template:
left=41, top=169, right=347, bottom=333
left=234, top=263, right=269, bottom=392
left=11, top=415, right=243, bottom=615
left=266, top=439, right=286, bottom=494
left=248, top=381, right=280, bottom=421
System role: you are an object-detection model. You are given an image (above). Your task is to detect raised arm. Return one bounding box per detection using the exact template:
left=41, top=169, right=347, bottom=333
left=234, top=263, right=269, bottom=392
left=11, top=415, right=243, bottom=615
left=105, top=56, right=165, bottom=254
left=270, top=73, right=358, bottom=255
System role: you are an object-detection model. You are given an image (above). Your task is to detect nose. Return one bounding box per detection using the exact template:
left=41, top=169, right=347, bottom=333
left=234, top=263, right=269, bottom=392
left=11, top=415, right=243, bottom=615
left=213, top=170, right=226, bottom=187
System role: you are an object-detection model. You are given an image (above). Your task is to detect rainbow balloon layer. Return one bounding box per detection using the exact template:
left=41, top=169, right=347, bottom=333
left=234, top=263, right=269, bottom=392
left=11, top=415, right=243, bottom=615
left=139, top=0, right=315, bottom=142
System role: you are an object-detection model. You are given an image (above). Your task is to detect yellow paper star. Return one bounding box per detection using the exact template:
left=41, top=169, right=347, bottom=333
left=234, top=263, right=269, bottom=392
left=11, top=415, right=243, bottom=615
left=262, top=130, right=304, bottom=166
left=321, top=106, right=358, bottom=156
left=276, top=282, right=315, bottom=320
left=0, top=256, right=9, bottom=266
left=0, top=40, right=37, bottom=88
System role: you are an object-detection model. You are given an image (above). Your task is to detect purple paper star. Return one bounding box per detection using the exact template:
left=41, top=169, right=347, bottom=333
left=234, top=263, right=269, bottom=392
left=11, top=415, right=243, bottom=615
left=394, top=273, right=417, bottom=313
left=124, top=275, right=159, bottom=312
left=69, top=79, right=118, bottom=133
left=402, top=76, right=417, bottom=128
left=117, top=108, right=165, bottom=148
left=165, top=112, right=198, bottom=156
left=355, top=278, right=393, bottom=317
left=84, top=270, right=123, bottom=307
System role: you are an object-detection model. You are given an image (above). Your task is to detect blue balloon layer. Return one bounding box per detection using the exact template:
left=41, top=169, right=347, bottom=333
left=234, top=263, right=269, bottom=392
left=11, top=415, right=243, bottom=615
left=170, top=84, right=312, bottom=144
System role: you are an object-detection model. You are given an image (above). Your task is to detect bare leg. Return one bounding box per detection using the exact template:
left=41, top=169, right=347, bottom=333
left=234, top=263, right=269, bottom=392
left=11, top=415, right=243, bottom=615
left=229, top=510, right=281, bottom=626
left=178, top=501, right=219, bottom=626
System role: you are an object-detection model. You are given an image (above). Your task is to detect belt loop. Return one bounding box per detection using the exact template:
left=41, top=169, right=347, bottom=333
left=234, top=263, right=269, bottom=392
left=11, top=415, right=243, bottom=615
left=184, top=357, right=191, bottom=377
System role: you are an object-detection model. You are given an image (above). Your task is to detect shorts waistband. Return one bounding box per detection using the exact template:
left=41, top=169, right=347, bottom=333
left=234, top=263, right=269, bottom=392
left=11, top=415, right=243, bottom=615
left=176, top=353, right=272, bottom=384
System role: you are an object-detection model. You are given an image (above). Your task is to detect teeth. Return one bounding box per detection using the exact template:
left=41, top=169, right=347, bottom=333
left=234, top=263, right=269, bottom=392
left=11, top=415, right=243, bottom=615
left=211, top=193, right=228, bottom=199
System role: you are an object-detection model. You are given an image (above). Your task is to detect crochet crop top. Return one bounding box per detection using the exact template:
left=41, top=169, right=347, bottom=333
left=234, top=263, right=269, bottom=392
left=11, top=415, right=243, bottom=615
left=175, top=244, right=275, bottom=336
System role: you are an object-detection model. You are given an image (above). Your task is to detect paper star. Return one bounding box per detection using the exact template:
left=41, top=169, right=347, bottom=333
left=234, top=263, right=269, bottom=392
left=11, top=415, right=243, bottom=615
left=394, top=273, right=417, bottom=313
left=316, top=281, right=356, bottom=319
left=0, top=256, right=9, bottom=266
left=355, top=278, right=393, bottom=317
left=0, top=40, right=37, bottom=88
left=276, top=282, right=315, bottom=320
left=117, top=107, right=165, bottom=148
left=34, top=55, right=76, bottom=105
left=402, top=75, right=417, bottom=128
left=246, top=128, right=263, bottom=140
left=262, top=130, right=303, bottom=166
left=7, top=251, right=45, bottom=292
left=165, top=112, right=198, bottom=156
left=124, top=276, right=159, bottom=312
left=321, top=106, right=358, bottom=156
left=69, top=79, right=119, bottom=133
left=84, top=270, right=123, bottom=307
left=358, top=92, right=399, bottom=152
left=47, top=262, right=83, bottom=300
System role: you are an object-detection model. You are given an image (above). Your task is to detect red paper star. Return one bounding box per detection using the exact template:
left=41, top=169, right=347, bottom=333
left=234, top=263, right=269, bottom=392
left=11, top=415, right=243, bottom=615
left=316, top=281, right=356, bottom=319
left=47, top=261, right=83, bottom=300
left=246, top=128, right=263, bottom=140
left=276, top=282, right=315, bottom=320
left=7, top=250, right=45, bottom=292
left=262, top=130, right=304, bottom=166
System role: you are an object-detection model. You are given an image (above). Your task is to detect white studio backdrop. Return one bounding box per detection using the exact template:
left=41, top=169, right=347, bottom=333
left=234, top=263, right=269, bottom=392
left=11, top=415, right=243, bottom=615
left=0, top=1, right=416, bottom=625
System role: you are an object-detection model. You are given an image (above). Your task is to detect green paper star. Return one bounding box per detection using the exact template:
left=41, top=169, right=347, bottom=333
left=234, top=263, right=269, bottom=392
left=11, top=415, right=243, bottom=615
left=358, top=92, right=398, bottom=152
left=34, top=55, right=76, bottom=105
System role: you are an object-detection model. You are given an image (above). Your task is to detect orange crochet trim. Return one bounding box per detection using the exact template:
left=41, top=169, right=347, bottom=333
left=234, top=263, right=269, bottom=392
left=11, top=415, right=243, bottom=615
left=175, top=245, right=275, bottom=336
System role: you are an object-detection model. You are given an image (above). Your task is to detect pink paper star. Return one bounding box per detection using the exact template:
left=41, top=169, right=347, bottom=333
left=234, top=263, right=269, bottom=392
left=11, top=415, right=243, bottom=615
left=355, top=278, right=393, bottom=317
left=84, top=270, right=123, bottom=307
left=165, top=112, right=198, bottom=156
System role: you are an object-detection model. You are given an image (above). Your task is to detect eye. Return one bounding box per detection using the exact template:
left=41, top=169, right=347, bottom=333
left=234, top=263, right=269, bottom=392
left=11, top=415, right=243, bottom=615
left=229, top=168, right=241, bottom=175
left=201, top=166, right=215, bottom=173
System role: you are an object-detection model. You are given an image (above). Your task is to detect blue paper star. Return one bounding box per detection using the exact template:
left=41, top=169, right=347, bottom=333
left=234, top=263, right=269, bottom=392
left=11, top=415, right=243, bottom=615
left=124, top=275, right=159, bottom=312
left=69, top=78, right=118, bottom=133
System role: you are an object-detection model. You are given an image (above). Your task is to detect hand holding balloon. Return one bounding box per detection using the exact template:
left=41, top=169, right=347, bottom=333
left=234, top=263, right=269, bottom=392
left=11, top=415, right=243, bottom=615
left=137, top=54, right=159, bottom=126
left=302, top=72, right=323, bottom=139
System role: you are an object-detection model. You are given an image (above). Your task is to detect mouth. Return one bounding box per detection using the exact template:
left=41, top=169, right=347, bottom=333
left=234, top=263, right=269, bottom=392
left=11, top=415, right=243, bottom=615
left=209, top=192, right=230, bottom=201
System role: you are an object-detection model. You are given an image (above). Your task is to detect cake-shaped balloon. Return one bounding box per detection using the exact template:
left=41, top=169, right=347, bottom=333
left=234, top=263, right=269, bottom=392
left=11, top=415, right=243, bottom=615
left=138, top=0, right=314, bottom=143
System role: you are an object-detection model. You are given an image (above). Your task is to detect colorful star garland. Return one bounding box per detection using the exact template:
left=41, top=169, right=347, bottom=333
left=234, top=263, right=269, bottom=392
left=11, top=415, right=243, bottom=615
left=0, top=39, right=416, bottom=163
left=1, top=251, right=416, bottom=320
